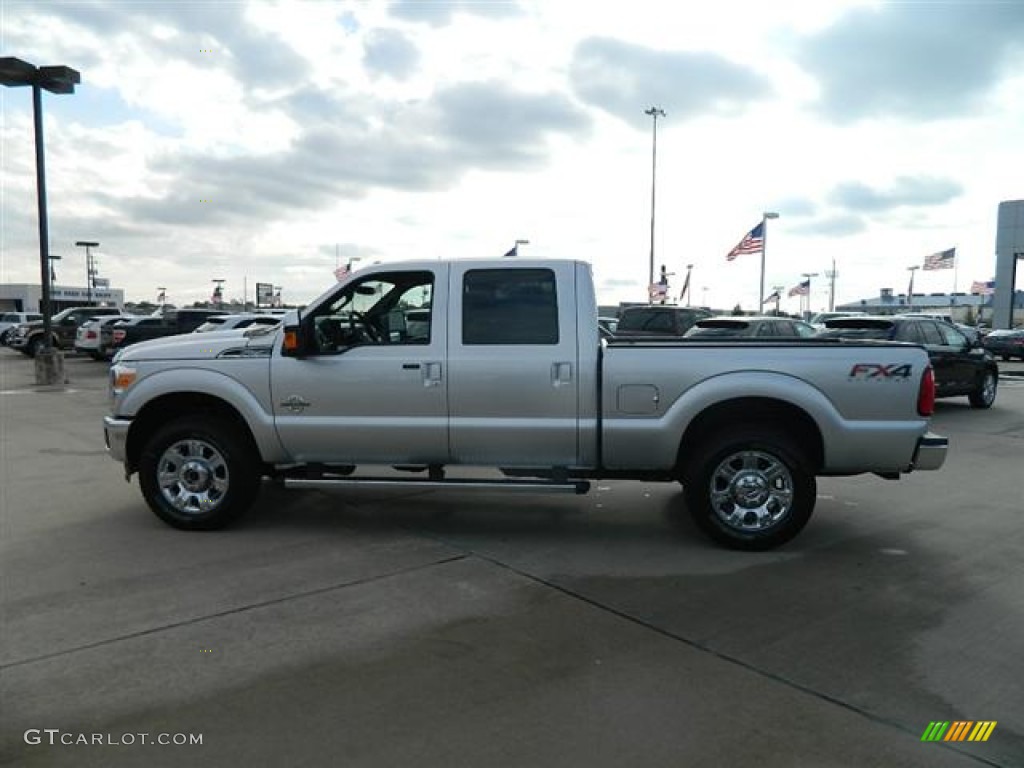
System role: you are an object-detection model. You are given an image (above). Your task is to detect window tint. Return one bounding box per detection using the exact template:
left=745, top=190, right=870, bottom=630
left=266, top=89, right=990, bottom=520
left=462, top=268, right=558, bottom=345
left=895, top=323, right=923, bottom=343
left=0, top=314, right=15, bottom=322
left=138, top=318, right=161, bottom=326
left=918, top=321, right=944, bottom=345
left=936, top=322, right=966, bottom=347
left=794, top=322, right=816, bottom=338
left=757, top=321, right=779, bottom=337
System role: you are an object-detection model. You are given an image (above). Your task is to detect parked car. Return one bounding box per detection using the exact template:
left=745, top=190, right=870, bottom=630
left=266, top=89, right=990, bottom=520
left=982, top=328, right=1024, bottom=361
left=75, top=315, right=135, bottom=360
left=0, top=312, right=42, bottom=345
left=9, top=306, right=123, bottom=357
left=615, top=305, right=712, bottom=337
left=818, top=315, right=999, bottom=408
left=193, top=314, right=283, bottom=333
left=808, top=311, right=866, bottom=329
left=109, top=308, right=229, bottom=351
left=685, top=316, right=818, bottom=339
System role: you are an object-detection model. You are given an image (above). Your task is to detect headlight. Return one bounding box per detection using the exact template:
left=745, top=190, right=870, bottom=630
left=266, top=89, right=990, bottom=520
left=110, top=363, right=138, bottom=397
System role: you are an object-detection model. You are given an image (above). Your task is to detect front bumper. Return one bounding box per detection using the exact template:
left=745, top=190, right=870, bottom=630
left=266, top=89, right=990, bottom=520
left=912, top=432, right=948, bottom=471
left=103, top=416, right=132, bottom=463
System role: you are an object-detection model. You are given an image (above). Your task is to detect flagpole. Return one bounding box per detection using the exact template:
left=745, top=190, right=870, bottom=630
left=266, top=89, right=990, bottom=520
left=760, top=211, right=779, bottom=308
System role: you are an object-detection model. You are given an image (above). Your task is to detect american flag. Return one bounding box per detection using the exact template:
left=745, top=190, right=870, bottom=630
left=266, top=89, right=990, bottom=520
left=923, top=247, right=956, bottom=271
left=970, top=280, right=995, bottom=295
left=762, top=290, right=780, bottom=304
left=726, top=221, right=765, bottom=261
left=648, top=282, right=667, bottom=301
left=210, top=284, right=223, bottom=305
left=788, top=279, right=809, bottom=297
left=157, top=289, right=166, bottom=303
left=334, top=261, right=352, bottom=282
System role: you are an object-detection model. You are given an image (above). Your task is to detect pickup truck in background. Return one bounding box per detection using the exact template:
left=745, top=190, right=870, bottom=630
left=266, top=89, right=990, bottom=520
left=10, top=306, right=123, bottom=357
left=109, top=308, right=228, bottom=351
left=104, top=259, right=948, bottom=550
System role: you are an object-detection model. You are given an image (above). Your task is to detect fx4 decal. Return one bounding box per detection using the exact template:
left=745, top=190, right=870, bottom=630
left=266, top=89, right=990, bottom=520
left=849, top=363, right=914, bottom=379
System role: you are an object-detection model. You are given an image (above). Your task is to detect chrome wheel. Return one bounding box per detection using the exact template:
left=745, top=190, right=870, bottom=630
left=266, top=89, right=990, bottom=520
left=708, top=449, right=794, bottom=532
left=156, top=439, right=230, bottom=515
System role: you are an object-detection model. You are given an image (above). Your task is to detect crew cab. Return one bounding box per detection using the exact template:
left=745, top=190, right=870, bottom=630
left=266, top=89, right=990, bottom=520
left=104, top=260, right=948, bottom=550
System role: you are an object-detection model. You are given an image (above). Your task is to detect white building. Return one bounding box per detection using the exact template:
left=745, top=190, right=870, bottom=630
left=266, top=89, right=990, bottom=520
left=0, top=283, right=124, bottom=313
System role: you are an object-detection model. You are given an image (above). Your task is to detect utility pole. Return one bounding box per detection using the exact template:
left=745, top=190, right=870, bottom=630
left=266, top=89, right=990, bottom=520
left=826, top=257, right=837, bottom=312
left=76, top=240, right=99, bottom=305
left=644, top=106, right=665, bottom=302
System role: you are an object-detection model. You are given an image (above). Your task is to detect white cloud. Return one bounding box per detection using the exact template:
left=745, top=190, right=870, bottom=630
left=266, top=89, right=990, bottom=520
left=1, top=0, right=1020, bottom=313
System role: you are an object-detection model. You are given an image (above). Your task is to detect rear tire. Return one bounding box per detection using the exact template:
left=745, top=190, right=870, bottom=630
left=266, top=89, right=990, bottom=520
left=682, top=426, right=816, bottom=551
left=139, top=417, right=260, bottom=530
left=968, top=371, right=997, bottom=409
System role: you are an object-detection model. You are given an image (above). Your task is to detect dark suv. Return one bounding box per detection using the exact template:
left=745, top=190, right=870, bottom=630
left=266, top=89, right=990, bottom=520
left=10, top=306, right=123, bottom=357
left=615, top=305, right=712, bottom=337
left=819, top=315, right=999, bottom=408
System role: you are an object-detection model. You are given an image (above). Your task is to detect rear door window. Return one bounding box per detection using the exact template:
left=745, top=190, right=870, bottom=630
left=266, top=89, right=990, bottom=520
left=462, top=268, right=559, bottom=345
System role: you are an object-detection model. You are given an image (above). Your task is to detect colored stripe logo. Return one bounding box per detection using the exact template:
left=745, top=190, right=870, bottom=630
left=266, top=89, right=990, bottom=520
left=921, top=721, right=997, bottom=742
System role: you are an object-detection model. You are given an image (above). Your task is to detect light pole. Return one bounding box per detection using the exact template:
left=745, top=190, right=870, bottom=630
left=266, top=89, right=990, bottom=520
left=157, top=287, right=167, bottom=311
left=773, top=285, right=785, bottom=315
left=1, top=57, right=81, bottom=384
left=825, top=257, right=837, bottom=312
left=907, top=265, right=919, bottom=308
left=683, top=263, right=693, bottom=306
left=760, top=212, right=780, bottom=308
left=801, top=272, right=819, bottom=318
left=75, top=240, right=99, bottom=305
left=645, top=106, right=665, bottom=302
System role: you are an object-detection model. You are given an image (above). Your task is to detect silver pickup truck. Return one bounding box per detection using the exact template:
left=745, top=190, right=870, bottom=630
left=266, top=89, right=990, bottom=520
left=104, top=259, right=947, bottom=550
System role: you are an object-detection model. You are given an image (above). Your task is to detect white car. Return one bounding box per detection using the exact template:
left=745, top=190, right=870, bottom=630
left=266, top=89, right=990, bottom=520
left=0, top=312, right=43, bottom=345
left=75, top=315, right=135, bottom=360
left=192, top=314, right=283, bottom=333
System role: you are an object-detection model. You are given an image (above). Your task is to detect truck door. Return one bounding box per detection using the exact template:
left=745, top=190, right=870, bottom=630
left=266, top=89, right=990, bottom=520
left=270, top=267, right=449, bottom=465
left=447, top=264, right=579, bottom=466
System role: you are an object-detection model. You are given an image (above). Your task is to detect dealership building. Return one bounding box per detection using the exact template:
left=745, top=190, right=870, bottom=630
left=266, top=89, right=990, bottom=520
left=0, top=283, right=124, bottom=313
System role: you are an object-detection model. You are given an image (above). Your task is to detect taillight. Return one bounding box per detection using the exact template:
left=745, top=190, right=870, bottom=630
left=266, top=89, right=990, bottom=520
left=918, top=366, right=936, bottom=416
left=113, top=329, right=126, bottom=343
left=86, top=330, right=97, bottom=339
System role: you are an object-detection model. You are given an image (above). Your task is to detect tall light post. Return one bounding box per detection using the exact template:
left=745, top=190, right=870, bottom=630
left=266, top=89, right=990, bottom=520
left=644, top=106, right=665, bottom=302
left=75, top=240, right=99, bottom=305
left=1, top=57, right=81, bottom=384
left=760, top=211, right=780, bottom=308
left=801, top=271, right=819, bottom=318
left=683, top=263, right=693, bottom=306
left=157, top=287, right=167, bottom=311
left=907, top=265, right=920, bottom=308
left=825, top=256, right=837, bottom=312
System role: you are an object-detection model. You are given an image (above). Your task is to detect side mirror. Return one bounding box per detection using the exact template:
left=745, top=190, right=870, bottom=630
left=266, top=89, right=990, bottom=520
left=281, top=324, right=308, bottom=357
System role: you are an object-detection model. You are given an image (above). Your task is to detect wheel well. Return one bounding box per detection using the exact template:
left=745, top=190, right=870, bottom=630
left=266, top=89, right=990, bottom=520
left=678, top=397, right=824, bottom=472
left=125, top=392, right=261, bottom=473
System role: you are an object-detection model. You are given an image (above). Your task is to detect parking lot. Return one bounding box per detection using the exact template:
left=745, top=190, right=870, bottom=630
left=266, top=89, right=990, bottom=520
left=1, top=348, right=1022, bottom=767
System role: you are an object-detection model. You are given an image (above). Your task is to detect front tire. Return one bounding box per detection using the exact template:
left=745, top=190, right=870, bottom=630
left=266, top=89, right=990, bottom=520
left=968, top=370, right=997, bottom=409
left=139, top=417, right=260, bottom=530
left=682, top=427, right=816, bottom=551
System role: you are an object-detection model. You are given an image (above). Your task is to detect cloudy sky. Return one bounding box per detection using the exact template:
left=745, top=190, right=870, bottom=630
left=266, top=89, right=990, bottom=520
left=2, top=0, right=1022, bottom=311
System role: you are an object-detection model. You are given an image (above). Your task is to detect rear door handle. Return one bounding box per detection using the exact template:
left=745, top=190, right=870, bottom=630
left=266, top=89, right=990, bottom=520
left=423, top=361, right=442, bottom=387
left=551, top=362, right=572, bottom=386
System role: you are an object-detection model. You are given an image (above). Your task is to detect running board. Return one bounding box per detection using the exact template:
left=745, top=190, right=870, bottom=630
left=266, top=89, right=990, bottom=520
left=283, top=477, right=591, bottom=494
